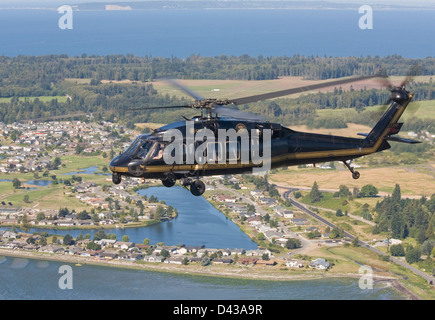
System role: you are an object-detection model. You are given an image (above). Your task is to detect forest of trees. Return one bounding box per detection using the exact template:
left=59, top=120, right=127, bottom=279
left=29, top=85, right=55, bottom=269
left=374, top=184, right=434, bottom=245
left=1, top=54, right=435, bottom=85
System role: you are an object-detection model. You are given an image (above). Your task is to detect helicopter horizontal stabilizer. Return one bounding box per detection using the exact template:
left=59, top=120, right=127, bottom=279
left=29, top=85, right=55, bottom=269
left=358, top=131, right=420, bottom=143
left=384, top=136, right=421, bottom=144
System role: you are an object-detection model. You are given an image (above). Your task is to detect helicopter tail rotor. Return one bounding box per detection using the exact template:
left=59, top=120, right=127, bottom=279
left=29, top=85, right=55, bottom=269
left=369, top=64, right=422, bottom=122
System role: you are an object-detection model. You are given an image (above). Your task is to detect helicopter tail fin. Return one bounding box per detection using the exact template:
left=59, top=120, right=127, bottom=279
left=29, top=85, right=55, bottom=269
left=362, top=90, right=420, bottom=149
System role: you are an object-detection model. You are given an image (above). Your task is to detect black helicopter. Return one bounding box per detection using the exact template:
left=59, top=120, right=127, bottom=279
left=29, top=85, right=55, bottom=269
left=109, top=72, right=421, bottom=196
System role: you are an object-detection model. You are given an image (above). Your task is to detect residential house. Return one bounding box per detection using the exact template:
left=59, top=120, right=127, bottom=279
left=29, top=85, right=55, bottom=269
left=143, top=254, right=163, bottom=263
left=2, top=231, right=17, bottom=239
left=164, top=256, right=185, bottom=265
left=309, top=258, right=330, bottom=270
left=39, top=245, right=64, bottom=254
left=286, top=259, right=304, bottom=268
left=196, top=248, right=220, bottom=257
left=250, top=190, right=263, bottom=199
left=100, top=251, right=118, bottom=260
left=130, top=252, right=143, bottom=261
left=245, top=249, right=272, bottom=257
left=66, top=246, right=82, bottom=255
left=237, top=257, right=258, bottom=265
left=230, top=248, right=245, bottom=256
left=264, top=230, right=282, bottom=241
left=291, top=218, right=308, bottom=226
left=221, top=249, right=232, bottom=257
left=212, top=258, right=233, bottom=264
left=57, top=220, right=76, bottom=227
left=259, top=197, right=277, bottom=207
left=95, top=239, right=117, bottom=247
left=113, top=241, right=133, bottom=250
left=256, top=259, right=277, bottom=266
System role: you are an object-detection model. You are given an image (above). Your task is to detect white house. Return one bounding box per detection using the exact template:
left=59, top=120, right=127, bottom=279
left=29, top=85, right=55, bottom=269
left=309, top=258, right=330, bottom=270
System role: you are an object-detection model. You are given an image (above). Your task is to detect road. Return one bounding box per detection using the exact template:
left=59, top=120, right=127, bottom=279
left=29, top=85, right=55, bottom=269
left=278, top=186, right=435, bottom=286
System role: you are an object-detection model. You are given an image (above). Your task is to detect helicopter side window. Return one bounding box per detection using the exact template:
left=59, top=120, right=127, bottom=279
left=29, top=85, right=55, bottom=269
left=227, top=141, right=240, bottom=161
left=206, top=142, right=224, bottom=163
left=183, top=143, right=196, bottom=163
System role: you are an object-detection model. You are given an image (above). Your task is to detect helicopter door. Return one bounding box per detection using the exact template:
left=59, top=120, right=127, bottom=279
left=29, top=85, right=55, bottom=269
left=182, top=143, right=196, bottom=164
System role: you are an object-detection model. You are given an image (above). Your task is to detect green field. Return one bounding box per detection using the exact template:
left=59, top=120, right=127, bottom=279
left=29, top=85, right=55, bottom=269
left=0, top=155, right=111, bottom=210
left=0, top=96, right=69, bottom=103
left=317, top=100, right=435, bottom=122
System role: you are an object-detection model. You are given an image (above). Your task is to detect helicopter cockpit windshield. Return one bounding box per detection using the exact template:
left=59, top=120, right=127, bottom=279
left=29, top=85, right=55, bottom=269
left=134, top=140, right=154, bottom=159
left=125, top=137, right=165, bottom=163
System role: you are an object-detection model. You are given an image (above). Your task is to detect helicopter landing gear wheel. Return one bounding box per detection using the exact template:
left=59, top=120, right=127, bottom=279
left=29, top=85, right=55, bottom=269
left=162, top=177, right=176, bottom=188
left=112, top=173, right=121, bottom=185
left=190, top=180, right=205, bottom=196
left=343, top=160, right=360, bottom=180
left=352, top=171, right=360, bottom=180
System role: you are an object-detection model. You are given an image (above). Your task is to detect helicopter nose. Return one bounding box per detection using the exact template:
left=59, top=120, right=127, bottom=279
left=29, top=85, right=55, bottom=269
left=109, top=155, right=121, bottom=170
left=109, top=153, right=130, bottom=172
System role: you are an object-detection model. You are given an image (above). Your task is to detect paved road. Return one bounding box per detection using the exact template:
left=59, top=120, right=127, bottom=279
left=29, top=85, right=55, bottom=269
left=278, top=186, right=435, bottom=286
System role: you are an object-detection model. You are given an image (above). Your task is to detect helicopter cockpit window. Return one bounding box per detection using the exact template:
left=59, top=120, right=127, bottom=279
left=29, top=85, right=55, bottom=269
left=124, top=137, right=143, bottom=155
left=135, top=140, right=154, bottom=159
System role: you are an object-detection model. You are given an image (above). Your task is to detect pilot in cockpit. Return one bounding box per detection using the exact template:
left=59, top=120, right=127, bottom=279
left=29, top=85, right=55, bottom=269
left=152, top=143, right=164, bottom=160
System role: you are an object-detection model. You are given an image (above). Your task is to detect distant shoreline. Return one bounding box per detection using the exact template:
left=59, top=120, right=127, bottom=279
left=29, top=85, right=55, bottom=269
left=1, top=7, right=435, bottom=12
left=0, top=248, right=418, bottom=300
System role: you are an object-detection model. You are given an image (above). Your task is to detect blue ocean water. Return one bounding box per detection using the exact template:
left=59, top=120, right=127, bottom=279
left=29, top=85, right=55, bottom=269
left=0, top=9, right=433, bottom=58
left=0, top=256, right=406, bottom=300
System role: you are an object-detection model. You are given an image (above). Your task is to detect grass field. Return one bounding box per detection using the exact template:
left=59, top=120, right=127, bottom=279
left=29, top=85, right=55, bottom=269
left=3, top=185, right=90, bottom=211
left=150, top=75, right=434, bottom=101
left=0, top=96, right=69, bottom=103
left=270, top=163, right=435, bottom=197
left=317, top=100, right=435, bottom=122
left=0, top=155, right=111, bottom=210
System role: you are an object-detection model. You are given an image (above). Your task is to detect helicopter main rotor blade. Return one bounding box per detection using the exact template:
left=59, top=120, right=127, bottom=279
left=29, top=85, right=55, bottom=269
left=163, top=78, right=205, bottom=101
left=229, top=74, right=385, bottom=105
left=126, top=105, right=193, bottom=112
left=400, top=64, right=422, bottom=87
left=213, top=105, right=266, bottom=121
